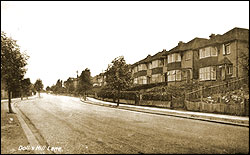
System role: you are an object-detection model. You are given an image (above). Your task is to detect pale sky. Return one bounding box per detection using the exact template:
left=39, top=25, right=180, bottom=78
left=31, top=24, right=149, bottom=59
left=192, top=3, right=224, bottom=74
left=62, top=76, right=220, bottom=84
left=1, top=1, right=249, bottom=88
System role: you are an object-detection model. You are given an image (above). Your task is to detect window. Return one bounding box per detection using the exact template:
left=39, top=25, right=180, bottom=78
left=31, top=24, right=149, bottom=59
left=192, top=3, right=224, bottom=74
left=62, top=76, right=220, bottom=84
left=134, top=78, right=138, bottom=84
left=168, top=54, right=172, bottom=63
left=223, top=43, right=231, bottom=55
left=159, top=59, right=163, bottom=67
left=211, top=47, right=218, bottom=56
left=138, top=64, right=147, bottom=71
left=176, top=70, right=181, bottom=81
left=205, top=47, right=210, bottom=57
left=199, top=46, right=217, bottom=59
left=152, top=60, right=159, bottom=68
left=199, top=66, right=216, bottom=81
left=138, top=64, right=142, bottom=71
left=227, top=65, right=233, bottom=75
left=199, top=49, right=205, bottom=59
left=138, top=76, right=147, bottom=84
left=168, top=53, right=181, bottom=63
left=167, top=70, right=181, bottom=82
left=134, top=66, right=138, bottom=73
left=211, top=67, right=216, bottom=80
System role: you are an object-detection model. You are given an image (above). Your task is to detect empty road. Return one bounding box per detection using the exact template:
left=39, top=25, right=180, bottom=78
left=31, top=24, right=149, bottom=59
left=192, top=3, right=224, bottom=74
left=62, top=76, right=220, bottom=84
left=15, top=93, right=249, bottom=154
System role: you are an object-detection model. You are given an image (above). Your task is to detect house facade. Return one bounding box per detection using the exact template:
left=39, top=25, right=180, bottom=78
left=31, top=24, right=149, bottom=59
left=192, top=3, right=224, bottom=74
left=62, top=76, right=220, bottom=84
left=131, top=49, right=167, bottom=85
left=130, top=27, right=249, bottom=86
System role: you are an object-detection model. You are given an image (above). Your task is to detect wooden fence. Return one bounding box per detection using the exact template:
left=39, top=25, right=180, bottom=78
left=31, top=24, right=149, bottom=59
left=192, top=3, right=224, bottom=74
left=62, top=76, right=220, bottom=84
left=185, top=78, right=247, bottom=102
left=184, top=78, right=249, bottom=116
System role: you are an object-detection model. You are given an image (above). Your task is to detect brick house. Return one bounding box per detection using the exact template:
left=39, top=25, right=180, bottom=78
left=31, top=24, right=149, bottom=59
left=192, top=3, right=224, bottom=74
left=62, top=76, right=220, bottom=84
left=130, top=27, right=249, bottom=86
left=196, top=27, right=249, bottom=85
left=131, top=49, right=166, bottom=85
left=163, top=38, right=209, bottom=85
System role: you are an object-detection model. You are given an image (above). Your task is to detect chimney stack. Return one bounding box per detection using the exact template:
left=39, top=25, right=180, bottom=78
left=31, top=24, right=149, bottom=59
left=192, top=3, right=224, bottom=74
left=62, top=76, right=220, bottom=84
left=178, top=41, right=184, bottom=46
left=209, top=33, right=216, bottom=39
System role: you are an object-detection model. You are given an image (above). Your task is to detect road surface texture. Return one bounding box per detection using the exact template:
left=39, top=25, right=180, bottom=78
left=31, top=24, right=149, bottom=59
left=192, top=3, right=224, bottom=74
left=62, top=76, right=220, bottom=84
left=16, top=93, right=249, bottom=154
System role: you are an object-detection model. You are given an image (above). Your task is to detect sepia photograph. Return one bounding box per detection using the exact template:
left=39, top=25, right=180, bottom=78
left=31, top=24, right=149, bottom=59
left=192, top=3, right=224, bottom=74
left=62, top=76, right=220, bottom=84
left=1, top=1, right=249, bottom=154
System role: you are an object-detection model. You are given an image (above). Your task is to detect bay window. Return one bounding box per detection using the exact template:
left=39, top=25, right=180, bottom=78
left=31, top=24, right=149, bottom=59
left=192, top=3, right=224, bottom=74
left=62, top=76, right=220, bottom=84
left=167, top=70, right=181, bottom=82
left=199, top=46, right=217, bottom=59
left=168, top=53, right=181, bottom=63
left=199, top=66, right=216, bottom=81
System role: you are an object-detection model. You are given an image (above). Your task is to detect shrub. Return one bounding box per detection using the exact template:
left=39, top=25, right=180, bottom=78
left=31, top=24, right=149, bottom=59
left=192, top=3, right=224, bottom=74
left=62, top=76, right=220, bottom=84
left=142, top=93, right=172, bottom=101
left=119, top=91, right=137, bottom=100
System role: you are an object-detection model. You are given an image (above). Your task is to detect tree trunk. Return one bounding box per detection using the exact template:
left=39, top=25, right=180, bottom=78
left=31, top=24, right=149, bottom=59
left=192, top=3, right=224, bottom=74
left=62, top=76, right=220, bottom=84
left=38, top=91, right=40, bottom=98
left=8, top=90, right=14, bottom=113
left=117, top=89, right=120, bottom=107
left=21, top=91, right=23, bottom=100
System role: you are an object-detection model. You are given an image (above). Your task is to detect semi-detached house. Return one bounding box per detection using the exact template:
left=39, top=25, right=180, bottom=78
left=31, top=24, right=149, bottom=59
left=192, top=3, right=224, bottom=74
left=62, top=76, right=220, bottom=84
left=130, top=27, right=249, bottom=86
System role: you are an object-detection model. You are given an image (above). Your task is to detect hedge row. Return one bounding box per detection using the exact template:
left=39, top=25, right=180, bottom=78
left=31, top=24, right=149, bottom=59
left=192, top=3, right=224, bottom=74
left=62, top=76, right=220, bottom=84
left=126, top=82, right=167, bottom=91
left=142, top=93, right=172, bottom=101
left=97, top=90, right=172, bottom=102
left=97, top=90, right=137, bottom=100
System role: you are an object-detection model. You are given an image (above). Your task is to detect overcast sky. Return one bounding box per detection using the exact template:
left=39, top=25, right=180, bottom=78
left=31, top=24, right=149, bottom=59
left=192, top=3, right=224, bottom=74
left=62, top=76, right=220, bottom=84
left=1, top=1, right=249, bottom=88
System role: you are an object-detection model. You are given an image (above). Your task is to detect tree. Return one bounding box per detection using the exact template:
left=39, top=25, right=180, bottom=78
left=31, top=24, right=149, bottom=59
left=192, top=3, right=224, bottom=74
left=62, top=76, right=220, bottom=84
left=104, top=56, right=132, bottom=106
left=77, top=68, right=92, bottom=100
left=1, top=31, right=29, bottom=113
left=34, top=79, right=44, bottom=98
left=64, top=77, right=75, bottom=94
left=239, top=46, right=249, bottom=78
left=46, top=86, right=50, bottom=91
left=21, top=78, right=32, bottom=99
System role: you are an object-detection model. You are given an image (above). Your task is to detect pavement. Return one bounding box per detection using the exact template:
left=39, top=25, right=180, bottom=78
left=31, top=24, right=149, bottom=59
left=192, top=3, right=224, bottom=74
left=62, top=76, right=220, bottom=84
left=83, top=97, right=249, bottom=127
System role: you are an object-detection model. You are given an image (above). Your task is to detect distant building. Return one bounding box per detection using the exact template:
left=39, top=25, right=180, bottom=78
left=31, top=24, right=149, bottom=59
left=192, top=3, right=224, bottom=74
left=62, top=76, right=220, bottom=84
left=92, top=73, right=106, bottom=87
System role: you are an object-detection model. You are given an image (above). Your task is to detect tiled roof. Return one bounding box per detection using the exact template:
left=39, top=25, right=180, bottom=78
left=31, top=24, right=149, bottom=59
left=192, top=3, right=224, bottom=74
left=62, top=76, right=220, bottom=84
left=131, top=27, right=248, bottom=67
left=131, top=49, right=166, bottom=67
left=204, top=27, right=249, bottom=47
left=163, top=38, right=209, bottom=56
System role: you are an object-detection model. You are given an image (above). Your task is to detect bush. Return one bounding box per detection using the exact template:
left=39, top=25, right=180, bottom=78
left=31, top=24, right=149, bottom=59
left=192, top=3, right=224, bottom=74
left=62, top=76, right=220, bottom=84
left=97, top=90, right=137, bottom=101
left=126, top=82, right=167, bottom=91
left=97, top=90, right=115, bottom=99
left=142, top=93, right=172, bottom=101
left=119, top=91, right=137, bottom=100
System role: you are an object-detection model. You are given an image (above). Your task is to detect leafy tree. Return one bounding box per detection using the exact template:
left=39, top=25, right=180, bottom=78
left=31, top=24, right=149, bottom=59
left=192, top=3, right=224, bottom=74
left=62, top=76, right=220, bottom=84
left=239, top=46, right=249, bottom=78
left=34, top=79, right=44, bottom=97
left=77, top=68, right=92, bottom=99
left=50, top=79, right=66, bottom=94
left=46, top=86, right=51, bottom=91
left=1, top=31, right=29, bottom=113
left=21, top=78, right=32, bottom=99
left=104, top=56, right=132, bottom=106
left=64, top=77, right=75, bottom=94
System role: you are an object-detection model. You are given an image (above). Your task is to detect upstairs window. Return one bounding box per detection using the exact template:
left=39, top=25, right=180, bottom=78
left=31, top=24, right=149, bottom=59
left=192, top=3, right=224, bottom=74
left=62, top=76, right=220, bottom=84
left=199, top=46, right=217, bottom=59
left=223, top=43, right=231, bottom=55
left=138, top=64, right=147, bottom=71
left=152, top=60, right=159, bottom=68
left=168, top=53, right=181, bottom=63
left=133, top=66, right=138, bottom=73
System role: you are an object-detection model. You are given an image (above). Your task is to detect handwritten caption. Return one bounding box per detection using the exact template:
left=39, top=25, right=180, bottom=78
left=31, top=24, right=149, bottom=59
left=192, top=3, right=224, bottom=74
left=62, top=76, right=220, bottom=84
left=18, top=145, right=63, bottom=152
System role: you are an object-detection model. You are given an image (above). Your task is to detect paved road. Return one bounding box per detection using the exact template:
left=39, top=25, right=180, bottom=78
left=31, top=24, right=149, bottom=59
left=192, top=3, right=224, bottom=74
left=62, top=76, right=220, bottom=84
left=16, top=93, right=249, bottom=154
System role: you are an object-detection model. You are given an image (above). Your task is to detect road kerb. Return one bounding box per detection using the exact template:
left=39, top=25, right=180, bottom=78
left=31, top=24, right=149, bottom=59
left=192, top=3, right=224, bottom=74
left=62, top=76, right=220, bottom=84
left=12, top=101, right=55, bottom=154
left=81, top=98, right=249, bottom=128
left=12, top=102, right=46, bottom=154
